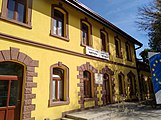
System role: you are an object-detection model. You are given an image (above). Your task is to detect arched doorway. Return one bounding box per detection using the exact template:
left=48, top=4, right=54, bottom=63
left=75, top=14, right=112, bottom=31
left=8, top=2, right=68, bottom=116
left=77, top=62, right=98, bottom=109
left=0, top=62, right=24, bottom=120
left=127, top=71, right=136, bottom=100
left=103, top=73, right=111, bottom=104
left=0, top=47, right=39, bottom=120
left=100, top=66, right=114, bottom=105
left=118, top=72, right=125, bottom=96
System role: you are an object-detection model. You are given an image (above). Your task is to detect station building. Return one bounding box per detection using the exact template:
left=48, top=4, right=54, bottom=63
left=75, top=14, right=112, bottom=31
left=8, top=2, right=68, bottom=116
left=0, top=0, right=145, bottom=119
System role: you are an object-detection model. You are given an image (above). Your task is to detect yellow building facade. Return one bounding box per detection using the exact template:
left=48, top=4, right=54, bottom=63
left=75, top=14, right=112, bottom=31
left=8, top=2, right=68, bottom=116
left=0, top=0, right=143, bottom=119
left=137, top=61, right=154, bottom=101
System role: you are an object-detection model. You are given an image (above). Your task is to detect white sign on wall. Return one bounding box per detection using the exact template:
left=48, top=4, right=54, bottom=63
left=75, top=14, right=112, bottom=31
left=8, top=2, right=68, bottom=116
left=95, top=73, right=103, bottom=84
left=86, top=46, right=109, bottom=60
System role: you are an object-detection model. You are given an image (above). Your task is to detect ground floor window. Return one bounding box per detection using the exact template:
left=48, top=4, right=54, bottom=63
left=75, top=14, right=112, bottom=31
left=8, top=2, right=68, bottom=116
left=49, top=62, right=69, bottom=106
left=52, top=68, right=64, bottom=101
left=83, top=70, right=92, bottom=98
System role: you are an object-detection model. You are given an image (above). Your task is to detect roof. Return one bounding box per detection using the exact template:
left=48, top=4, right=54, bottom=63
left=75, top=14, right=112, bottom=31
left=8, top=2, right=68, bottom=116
left=63, top=0, right=143, bottom=47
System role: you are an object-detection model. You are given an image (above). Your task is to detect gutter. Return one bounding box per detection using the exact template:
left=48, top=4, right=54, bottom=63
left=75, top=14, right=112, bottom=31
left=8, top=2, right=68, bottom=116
left=135, top=44, right=143, bottom=50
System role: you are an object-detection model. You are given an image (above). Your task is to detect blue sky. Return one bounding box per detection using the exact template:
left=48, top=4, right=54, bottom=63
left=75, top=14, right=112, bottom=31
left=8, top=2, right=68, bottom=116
left=79, top=0, right=153, bottom=58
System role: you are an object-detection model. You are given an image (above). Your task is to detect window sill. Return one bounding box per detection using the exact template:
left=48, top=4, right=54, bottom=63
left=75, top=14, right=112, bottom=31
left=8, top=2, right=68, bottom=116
left=0, top=16, right=32, bottom=29
left=49, top=99, right=70, bottom=107
left=84, top=97, right=95, bottom=101
left=50, top=32, right=69, bottom=42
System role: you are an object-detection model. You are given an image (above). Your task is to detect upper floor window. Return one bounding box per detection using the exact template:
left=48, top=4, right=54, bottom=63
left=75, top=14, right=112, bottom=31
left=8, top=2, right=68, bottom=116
left=1, top=0, right=32, bottom=27
left=125, top=42, right=132, bottom=61
left=53, top=10, right=64, bottom=37
left=83, top=70, right=92, bottom=98
left=49, top=62, right=69, bottom=106
left=100, top=30, right=109, bottom=52
left=82, top=23, right=89, bottom=46
left=51, top=5, right=69, bottom=41
left=115, top=37, right=122, bottom=58
left=81, top=19, right=92, bottom=47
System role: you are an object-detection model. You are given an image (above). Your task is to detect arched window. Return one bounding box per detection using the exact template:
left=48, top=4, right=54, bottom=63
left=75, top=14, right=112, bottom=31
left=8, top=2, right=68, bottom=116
left=118, top=73, right=124, bottom=95
left=127, top=71, right=136, bottom=97
left=81, top=19, right=92, bottom=47
left=52, top=68, right=64, bottom=101
left=125, top=42, right=132, bottom=61
left=82, top=23, right=89, bottom=46
left=49, top=62, right=69, bottom=106
left=100, top=29, right=109, bottom=52
left=115, top=37, right=122, bottom=58
left=51, top=5, right=69, bottom=40
left=129, top=75, right=134, bottom=95
left=83, top=70, right=92, bottom=98
left=53, top=9, right=64, bottom=37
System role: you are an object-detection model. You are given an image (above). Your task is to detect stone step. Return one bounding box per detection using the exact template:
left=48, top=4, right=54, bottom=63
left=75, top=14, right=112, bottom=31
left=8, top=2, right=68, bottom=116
left=65, top=114, right=86, bottom=120
left=61, top=117, right=75, bottom=120
left=65, top=110, right=112, bottom=120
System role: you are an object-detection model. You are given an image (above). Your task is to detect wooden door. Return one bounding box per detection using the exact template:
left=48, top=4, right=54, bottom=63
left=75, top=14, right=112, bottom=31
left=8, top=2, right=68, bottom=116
left=103, top=74, right=111, bottom=104
left=0, top=75, right=21, bottom=120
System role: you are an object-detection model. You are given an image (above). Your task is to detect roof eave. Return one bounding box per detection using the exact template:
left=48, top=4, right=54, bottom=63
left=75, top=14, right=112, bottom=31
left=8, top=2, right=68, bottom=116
left=63, top=0, right=143, bottom=47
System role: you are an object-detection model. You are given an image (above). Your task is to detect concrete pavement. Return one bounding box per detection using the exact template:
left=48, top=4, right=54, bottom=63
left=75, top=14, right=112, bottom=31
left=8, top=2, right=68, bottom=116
left=62, top=102, right=161, bottom=120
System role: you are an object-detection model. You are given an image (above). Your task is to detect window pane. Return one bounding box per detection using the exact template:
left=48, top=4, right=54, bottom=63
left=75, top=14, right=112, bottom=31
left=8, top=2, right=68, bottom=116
left=101, top=33, right=106, bottom=51
left=83, top=71, right=91, bottom=98
left=53, top=68, right=64, bottom=100
left=82, top=23, right=89, bottom=45
left=53, top=68, right=64, bottom=79
left=53, top=19, right=57, bottom=34
left=126, top=44, right=129, bottom=60
left=0, top=62, right=23, bottom=77
left=119, top=75, right=123, bottom=94
left=9, top=80, right=19, bottom=106
left=58, top=81, right=63, bottom=100
left=115, top=40, right=119, bottom=56
left=82, top=32, right=86, bottom=44
left=7, top=0, right=15, bottom=19
left=58, top=21, right=62, bottom=36
left=87, top=80, right=91, bottom=97
left=17, top=2, right=25, bottom=22
left=52, top=80, right=56, bottom=100
left=54, top=9, right=64, bottom=36
left=83, top=71, right=90, bottom=78
left=84, top=80, right=87, bottom=96
left=0, top=80, right=9, bottom=107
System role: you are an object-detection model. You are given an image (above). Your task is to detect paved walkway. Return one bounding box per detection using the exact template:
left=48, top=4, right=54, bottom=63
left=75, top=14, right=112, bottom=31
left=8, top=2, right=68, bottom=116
left=109, top=102, right=161, bottom=120
left=64, top=102, right=161, bottom=120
